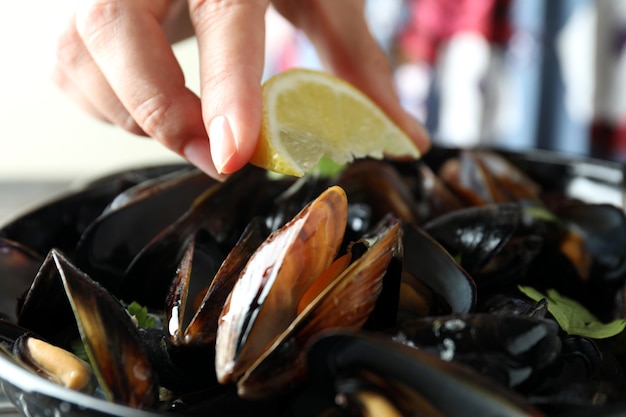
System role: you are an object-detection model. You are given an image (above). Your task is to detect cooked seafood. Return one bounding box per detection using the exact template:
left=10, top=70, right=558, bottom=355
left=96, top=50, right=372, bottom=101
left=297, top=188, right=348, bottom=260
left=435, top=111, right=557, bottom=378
left=215, top=186, right=350, bottom=386
left=17, top=250, right=159, bottom=408
left=1, top=147, right=626, bottom=417
left=13, top=335, right=96, bottom=392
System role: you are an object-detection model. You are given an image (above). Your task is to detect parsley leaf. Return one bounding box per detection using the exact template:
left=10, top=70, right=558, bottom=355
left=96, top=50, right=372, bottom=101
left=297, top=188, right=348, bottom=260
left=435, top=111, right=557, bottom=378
left=126, top=301, right=157, bottom=329
left=518, top=286, right=626, bottom=339
left=312, top=157, right=345, bottom=178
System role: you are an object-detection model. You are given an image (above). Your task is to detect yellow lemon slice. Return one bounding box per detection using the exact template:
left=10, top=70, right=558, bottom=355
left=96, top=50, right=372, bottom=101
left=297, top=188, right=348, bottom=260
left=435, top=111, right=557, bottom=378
left=250, top=68, right=421, bottom=177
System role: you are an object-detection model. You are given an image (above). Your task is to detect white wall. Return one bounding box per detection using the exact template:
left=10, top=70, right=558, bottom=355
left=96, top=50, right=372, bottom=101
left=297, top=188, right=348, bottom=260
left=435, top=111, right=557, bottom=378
left=0, top=1, right=193, bottom=182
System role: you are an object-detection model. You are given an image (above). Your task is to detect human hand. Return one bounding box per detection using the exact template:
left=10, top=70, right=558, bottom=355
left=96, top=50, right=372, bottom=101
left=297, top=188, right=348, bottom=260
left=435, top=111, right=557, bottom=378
left=53, top=0, right=430, bottom=180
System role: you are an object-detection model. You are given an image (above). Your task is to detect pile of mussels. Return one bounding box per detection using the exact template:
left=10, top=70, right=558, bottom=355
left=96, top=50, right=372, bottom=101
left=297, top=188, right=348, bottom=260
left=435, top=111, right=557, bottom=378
left=2, top=147, right=626, bottom=417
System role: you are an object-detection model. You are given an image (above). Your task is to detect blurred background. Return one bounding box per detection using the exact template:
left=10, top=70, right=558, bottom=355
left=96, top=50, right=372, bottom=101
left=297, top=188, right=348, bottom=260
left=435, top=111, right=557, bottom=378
left=0, top=0, right=187, bottom=184
left=1, top=0, right=625, bottom=221
left=267, top=0, right=626, bottom=162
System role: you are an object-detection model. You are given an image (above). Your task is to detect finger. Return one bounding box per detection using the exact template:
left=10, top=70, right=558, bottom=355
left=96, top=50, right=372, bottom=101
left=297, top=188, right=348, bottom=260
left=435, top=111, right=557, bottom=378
left=275, top=0, right=431, bottom=154
left=75, top=0, right=222, bottom=179
left=161, top=0, right=195, bottom=43
left=189, top=0, right=269, bottom=174
left=53, top=12, right=144, bottom=135
left=51, top=65, right=110, bottom=124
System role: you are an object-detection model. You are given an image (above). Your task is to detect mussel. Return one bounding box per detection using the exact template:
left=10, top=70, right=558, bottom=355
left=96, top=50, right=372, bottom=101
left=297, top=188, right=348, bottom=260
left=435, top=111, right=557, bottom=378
left=0, top=148, right=625, bottom=417
left=307, top=331, right=546, bottom=416
left=17, top=249, right=159, bottom=408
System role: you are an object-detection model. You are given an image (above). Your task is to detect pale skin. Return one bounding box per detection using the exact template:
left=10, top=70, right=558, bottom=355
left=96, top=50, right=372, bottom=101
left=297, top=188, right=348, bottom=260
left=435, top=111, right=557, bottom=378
left=53, top=0, right=431, bottom=180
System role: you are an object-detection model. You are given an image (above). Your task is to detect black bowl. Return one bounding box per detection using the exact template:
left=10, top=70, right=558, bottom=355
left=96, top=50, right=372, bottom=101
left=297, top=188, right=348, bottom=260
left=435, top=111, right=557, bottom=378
left=0, top=148, right=624, bottom=417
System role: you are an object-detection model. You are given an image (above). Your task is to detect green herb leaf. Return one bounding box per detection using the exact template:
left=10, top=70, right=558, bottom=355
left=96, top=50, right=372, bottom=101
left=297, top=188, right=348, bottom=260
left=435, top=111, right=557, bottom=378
left=518, top=286, right=626, bottom=339
left=522, top=205, right=558, bottom=223
left=266, top=156, right=344, bottom=180
left=311, top=156, right=345, bottom=178
left=127, top=301, right=156, bottom=329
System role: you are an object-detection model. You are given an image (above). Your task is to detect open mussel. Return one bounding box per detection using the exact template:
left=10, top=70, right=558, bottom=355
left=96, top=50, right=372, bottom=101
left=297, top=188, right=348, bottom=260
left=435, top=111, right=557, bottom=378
left=118, top=166, right=284, bottom=309
left=0, top=318, right=97, bottom=397
left=334, top=159, right=421, bottom=225
left=213, top=185, right=404, bottom=399
left=410, top=161, right=468, bottom=221
left=147, top=219, right=271, bottom=392
left=215, top=186, right=349, bottom=386
left=12, top=333, right=97, bottom=393
left=166, top=218, right=269, bottom=348
left=16, top=249, right=159, bottom=408
left=2, top=146, right=626, bottom=417
left=437, top=149, right=541, bottom=205
left=236, top=215, right=402, bottom=399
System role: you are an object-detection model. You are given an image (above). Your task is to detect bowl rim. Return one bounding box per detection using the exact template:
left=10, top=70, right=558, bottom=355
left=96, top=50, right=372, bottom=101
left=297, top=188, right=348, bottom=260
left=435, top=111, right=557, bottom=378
left=0, top=349, right=163, bottom=417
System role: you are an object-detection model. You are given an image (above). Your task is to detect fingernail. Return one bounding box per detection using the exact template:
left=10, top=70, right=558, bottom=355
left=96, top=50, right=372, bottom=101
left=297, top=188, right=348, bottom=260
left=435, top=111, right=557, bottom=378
left=209, top=115, right=237, bottom=174
left=183, top=138, right=226, bottom=181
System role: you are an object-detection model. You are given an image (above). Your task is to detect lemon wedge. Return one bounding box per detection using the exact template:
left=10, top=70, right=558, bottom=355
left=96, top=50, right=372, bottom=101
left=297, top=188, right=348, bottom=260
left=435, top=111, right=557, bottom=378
left=250, top=68, right=421, bottom=176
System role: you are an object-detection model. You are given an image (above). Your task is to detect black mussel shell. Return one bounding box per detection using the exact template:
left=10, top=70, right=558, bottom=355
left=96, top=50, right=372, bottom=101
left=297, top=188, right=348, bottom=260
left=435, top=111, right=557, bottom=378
left=402, top=223, right=476, bottom=315
left=0, top=164, right=190, bottom=257
left=74, top=168, right=215, bottom=292
left=307, top=331, right=546, bottom=417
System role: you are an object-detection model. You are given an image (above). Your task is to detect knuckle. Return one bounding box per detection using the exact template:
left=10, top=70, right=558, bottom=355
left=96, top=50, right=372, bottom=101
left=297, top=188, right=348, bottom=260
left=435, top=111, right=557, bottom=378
left=75, top=0, right=123, bottom=43
left=189, top=0, right=267, bottom=21
left=53, top=26, right=84, bottom=72
left=132, top=94, right=180, bottom=149
left=189, top=0, right=232, bottom=15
